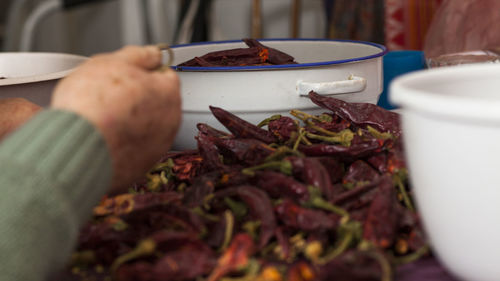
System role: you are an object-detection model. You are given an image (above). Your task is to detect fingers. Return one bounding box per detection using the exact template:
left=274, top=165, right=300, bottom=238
left=114, top=45, right=163, bottom=70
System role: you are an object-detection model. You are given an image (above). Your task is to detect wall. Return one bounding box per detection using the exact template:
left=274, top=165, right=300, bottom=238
left=2, top=0, right=326, bottom=56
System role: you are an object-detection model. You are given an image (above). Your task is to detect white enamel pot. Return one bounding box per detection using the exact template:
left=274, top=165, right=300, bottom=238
left=0, top=53, right=87, bottom=107
left=170, top=39, right=386, bottom=150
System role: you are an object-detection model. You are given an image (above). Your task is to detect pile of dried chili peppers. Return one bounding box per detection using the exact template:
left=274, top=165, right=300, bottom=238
left=68, top=91, right=429, bottom=281
left=177, top=38, right=297, bottom=67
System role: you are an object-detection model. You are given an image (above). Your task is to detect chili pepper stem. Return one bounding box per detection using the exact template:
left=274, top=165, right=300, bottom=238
left=242, top=160, right=292, bottom=176
left=369, top=250, right=393, bottom=281
left=220, top=210, right=235, bottom=252
left=394, top=175, right=415, bottom=212
left=392, top=244, right=429, bottom=265
left=111, top=238, right=156, bottom=272
left=316, top=231, right=353, bottom=264
left=309, top=196, right=349, bottom=217
left=290, top=109, right=323, bottom=122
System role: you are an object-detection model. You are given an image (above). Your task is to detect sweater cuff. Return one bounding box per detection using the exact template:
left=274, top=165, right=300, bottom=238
left=0, top=109, right=112, bottom=223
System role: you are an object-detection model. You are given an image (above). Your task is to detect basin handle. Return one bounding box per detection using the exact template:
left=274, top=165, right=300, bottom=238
left=297, top=75, right=366, bottom=96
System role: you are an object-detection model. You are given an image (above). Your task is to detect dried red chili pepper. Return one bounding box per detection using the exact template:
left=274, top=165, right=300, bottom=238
left=298, top=137, right=383, bottom=161
left=252, top=170, right=310, bottom=203
left=267, top=116, right=299, bottom=142
left=316, top=156, right=344, bottom=184
left=216, top=185, right=277, bottom=249
left=209, top=106, right=278, bottom=144
left=178, top=47, right=267, bottom=67
left=363, top=175, right=401, bottom=248
left=275, top=199, right=339, bottom=232
left=342, top=160, right=380, bottom=189
left=212, top=137, right=275, bottom=166
left=317, top=249, right=389, bottom=281
left=243, top=38, right=297, bottom=65
left=308, top=91, right=401, bottom=136
left=196, top=132, right=224, bottom=172
left=197, top=123, right=232, bottom=138
left=206, top=233, right=255, bottom=281
left=286, top=261, right=317, bottom=281
left=182, top=171, right=219, bottom=208
left=287, top=156, right=336, bottom=201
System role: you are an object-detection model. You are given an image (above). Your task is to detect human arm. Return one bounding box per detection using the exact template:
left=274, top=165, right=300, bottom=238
left=0, top=45, right=181, bottom=281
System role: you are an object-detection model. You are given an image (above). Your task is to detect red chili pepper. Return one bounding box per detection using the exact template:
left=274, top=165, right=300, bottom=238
left=267, top=116, right=298, bottom=142
left=253, top=170, right=310, bottom=203
left=182, top=171, right=219, bottom=208
left=197, top=123, right=232, bottom=138
left=210, top=106, right=278, bottom=144
left=212, top=137, right=276, bottom=165
left=363, top=175, right=401, bottom=248
left=287, top=261, right=317, bottom=281
left=196, top=132, right=225, bottom=172
left=206, top=233, right=255, bottom=281
left=287, top=156, right=336, bottom=200
left=216, top=186, right=277, bottom=249
left=243, top=38, right=297, bottom=65
left=275, top=199, right=339, bottom=231
left=342, top=160, right=380, bottom=188
left=309, top=91, right=401, bottom=136
left=298, top=137, right=382, bottom=161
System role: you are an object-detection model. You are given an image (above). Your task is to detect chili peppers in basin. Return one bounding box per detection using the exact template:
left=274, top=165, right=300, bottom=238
left=66, top=92, right=431, bottom=281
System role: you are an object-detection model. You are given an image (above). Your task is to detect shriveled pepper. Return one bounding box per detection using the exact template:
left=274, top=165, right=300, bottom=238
left=308, top=91, right=401, bottom=136
left=210, top=106, right=278, bottom=144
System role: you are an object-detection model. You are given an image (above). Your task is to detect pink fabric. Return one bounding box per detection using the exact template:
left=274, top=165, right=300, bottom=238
left=424, top=0, right=500, bottom=58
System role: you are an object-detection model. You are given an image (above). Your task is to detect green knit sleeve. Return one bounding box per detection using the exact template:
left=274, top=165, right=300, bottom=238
left=0, top=109, right=112, bottom=281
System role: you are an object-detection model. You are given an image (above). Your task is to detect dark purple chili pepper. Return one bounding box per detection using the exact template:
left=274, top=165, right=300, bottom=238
left=197, top=123, right=232, bottom=138
left=209, top=106, right=278, bottom=143
left=275, top=199, right=339, bottom=231
left=316, top=156, right=344, bottom=184
left=317, top=250, right=389, bottom=281
left=308, top=91, right=401, bottom=136
left=363, top=175, right=401, bottom=248
left=152, top=243, right=216, bottom=280
left=342, top=160, right=380, bottom=189
left=196, top=132, right=225, bottom=172
left=298, top=137, right=383, bottom=161
left=216, top=186, right=276, bottom=249
left=178, top=47, right=266, bottom=67
left=267, top=116, right=298, bottom=142
left=243, top=38, right=297, bottom=65
left=182, top=171, right=220, bottom=208
left=212, top=137, right=275, bottom=166
left=253, top=170, right=310, bottom=202
left=287, top=156, right=336, bottom=201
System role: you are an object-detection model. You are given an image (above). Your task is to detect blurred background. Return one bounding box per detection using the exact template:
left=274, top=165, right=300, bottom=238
left=0, top=0, right=442, bottom=56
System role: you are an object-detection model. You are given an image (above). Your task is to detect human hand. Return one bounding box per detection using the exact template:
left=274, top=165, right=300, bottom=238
left=0, top=98, right=41, bottom=140
left=51, top=46, right=181, bottom=193
left=424, top=0, right=500, bottom=58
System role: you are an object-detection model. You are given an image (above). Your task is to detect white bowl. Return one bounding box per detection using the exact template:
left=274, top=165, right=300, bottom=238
left=171, top=39, right=386, bottom=149
left=390, top=63, right=500, bottom=281
left=0, top=53, right=87, bottom=106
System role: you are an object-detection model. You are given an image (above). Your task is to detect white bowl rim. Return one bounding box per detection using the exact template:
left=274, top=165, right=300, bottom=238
left=0, top=52, right=87, bottom=86
left=389, top=63, right=500, bottom=122
left=171, top=38, right=387, bottom=72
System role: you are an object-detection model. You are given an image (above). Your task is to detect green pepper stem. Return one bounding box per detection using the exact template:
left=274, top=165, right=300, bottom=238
left=394, top=175, right=415, bottom=212
left=310, top=196, right=349, bottom=217
left=111, top=239, right=156, bottom=272
left=220, top=210, right=235, bottom=252
left=241, top=160, right=292, bottom=176
left=316, top=231, right=353, bottom=264
left=392, top=244, right=429, bottom=265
